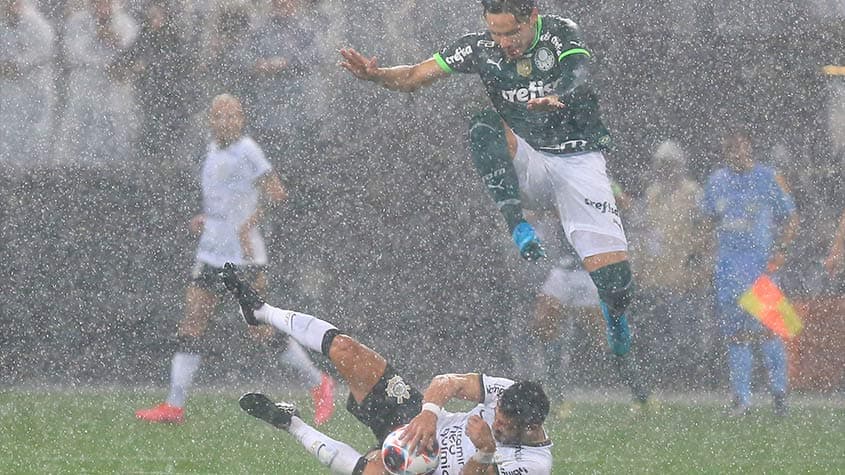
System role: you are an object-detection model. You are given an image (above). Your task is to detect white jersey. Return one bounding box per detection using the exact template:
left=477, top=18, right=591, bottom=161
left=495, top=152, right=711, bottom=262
left=196, top=136, right=272, bottom=267
left=433, top=375, right=553, bottom=474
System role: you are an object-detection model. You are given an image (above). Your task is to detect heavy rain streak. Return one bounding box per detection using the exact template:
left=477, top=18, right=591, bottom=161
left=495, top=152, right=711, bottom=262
left=1, top=0, right=843, bottom=473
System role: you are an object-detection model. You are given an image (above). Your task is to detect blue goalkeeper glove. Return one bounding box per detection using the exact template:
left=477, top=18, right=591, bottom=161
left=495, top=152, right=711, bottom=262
left=512, top=220, right=546, bottom=261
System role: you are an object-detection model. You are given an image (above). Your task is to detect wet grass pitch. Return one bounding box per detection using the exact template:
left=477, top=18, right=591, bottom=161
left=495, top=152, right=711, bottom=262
left=1, top=389, right=842, bottom=473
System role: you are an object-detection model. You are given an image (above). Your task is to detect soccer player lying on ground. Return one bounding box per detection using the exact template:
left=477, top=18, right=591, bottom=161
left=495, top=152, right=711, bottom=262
left=340, top=0, right=648, bottom=404
left=220, top=264, right=553, bottom=475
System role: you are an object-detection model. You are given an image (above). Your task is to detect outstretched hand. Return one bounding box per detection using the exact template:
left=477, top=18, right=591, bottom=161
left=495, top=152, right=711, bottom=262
left=526, top=95, right=566, bottom=111
left=339, top=48, right=381, bottom=82
left=399, top=410, right=438, bottom=456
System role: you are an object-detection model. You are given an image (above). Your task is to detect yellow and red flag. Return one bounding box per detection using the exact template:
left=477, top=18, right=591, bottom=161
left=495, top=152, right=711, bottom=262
left=738, top=275, right=803, bottom=340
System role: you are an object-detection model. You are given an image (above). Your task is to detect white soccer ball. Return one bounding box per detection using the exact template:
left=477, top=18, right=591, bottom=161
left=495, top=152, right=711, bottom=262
left=381, top=424, right=439, bottom=475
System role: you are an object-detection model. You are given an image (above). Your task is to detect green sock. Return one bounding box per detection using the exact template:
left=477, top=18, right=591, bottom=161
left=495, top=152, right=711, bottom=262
left=469, top=109, right=524, bottom=233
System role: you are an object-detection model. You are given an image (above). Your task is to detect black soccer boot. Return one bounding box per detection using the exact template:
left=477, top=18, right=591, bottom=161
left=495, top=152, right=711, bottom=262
left=239, top=393, right=300, bottom=430
left=219, top=262, right=265, bottom=325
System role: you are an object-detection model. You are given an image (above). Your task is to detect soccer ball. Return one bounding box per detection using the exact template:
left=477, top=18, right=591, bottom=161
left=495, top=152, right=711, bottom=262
left=381, top=424, right=439, bottom=475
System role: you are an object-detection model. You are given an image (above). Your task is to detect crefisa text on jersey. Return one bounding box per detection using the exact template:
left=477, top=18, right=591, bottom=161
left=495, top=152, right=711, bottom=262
left=444, top=45, right=473, bottom=66
left=584, top=197, right=620, bottom=216
left=501, top=78, right=562, bottom=103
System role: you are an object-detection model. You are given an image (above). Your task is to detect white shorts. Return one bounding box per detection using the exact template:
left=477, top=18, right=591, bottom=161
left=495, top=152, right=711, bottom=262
left=512, top=134, right=628, bottom=259
left=541, top=266, right=600, bottom=307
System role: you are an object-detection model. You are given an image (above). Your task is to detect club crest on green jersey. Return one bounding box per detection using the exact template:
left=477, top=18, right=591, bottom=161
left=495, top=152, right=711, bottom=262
left=534, top=47, right=555, bottom=71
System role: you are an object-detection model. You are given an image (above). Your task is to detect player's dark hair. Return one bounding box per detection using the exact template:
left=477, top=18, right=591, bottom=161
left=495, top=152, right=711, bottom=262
left=481, top=0, right=537, bottom=21
left=498, top=381, right=549, bottom=428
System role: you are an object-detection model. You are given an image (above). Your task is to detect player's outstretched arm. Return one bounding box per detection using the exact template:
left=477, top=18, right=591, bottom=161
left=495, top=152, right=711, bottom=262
left=339, top=48, right=447, bottom=93
left=421, top=372, right=484, bottom=406
left=401, top=373, right=482, bottom=453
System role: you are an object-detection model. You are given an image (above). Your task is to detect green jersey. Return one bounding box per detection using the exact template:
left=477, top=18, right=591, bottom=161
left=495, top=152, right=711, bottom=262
left=433, top=15, right=611, bottom=154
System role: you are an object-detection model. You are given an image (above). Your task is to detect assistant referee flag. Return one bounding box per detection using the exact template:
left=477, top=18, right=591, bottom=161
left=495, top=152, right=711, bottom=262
left=738, top=275, right=803, bottom=340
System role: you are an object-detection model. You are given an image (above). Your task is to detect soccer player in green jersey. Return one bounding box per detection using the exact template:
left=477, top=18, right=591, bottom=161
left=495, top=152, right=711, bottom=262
left=340, top=0, right=647, bottom=402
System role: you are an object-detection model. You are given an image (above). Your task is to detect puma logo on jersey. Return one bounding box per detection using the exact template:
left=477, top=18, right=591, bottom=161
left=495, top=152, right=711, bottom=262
left=500, top=79, right=560, bottom=103
left=486, top=57, right=504, bottom=71
left=482, top=167, right=507, bottom=189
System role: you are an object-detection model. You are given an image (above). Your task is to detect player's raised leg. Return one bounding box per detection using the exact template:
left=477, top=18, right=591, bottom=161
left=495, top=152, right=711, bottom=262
left=585, top=252, right=651, bottom=404
left=218, top=265, right=336, bottom=423
left=220, top=263, right=386, bottom=404
left=221, top=263, right=423, bottom=445
left=585, top=254, right=634, bottom=357
left=469, top=109, right=544, bottom=261
left=549, top=150, right=646, bottom=402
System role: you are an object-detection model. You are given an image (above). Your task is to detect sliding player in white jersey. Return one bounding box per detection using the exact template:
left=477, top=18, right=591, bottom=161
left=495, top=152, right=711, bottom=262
left=222, top=264, right=553, bottom=475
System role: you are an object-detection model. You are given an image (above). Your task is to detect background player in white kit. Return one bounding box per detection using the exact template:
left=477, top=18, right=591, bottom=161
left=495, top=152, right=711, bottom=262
left=135, top=94, right=335, bottom=425
left=221, top=264, right=553, bottom=475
